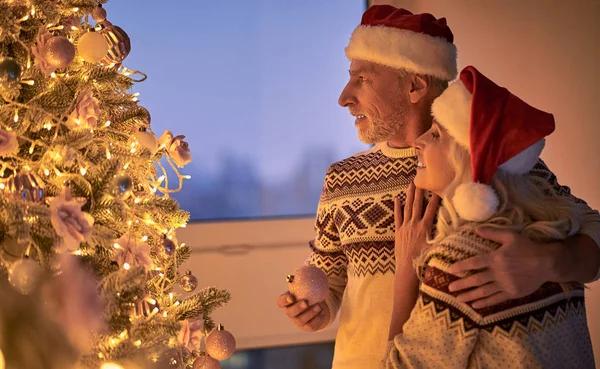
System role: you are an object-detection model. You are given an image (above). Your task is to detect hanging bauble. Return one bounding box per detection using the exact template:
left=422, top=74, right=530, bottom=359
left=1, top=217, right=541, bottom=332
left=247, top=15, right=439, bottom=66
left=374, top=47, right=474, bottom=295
left=92, top=5, right=107, bottom=22
left=111, top=174, right=133, bottom=199
left=133, top=127, right=157, bottom=152
left=162, top=235, right=176, bottom=256
left=44, top=36, right=76, bottom=69
left=9, top=257, right=43, bottom=294
left=286, top=265, right=329, bottom=306
left=99, top=20, right=131, bottom=65
left=5, top=172, right=45, bottom=203
left=77, top=30, right=109, bottom=63
left=192, top=356, right=221, bottom=369
left=0, top=57, right=22, bottom=88
left=179, top=270, right=198, bottom=292
left=205, top=324, right=236, bottom=361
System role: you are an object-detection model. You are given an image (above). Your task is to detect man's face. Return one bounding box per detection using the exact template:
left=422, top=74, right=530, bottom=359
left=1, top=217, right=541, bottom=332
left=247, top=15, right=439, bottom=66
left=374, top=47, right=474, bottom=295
left=338, top=60, right=410, bottom=144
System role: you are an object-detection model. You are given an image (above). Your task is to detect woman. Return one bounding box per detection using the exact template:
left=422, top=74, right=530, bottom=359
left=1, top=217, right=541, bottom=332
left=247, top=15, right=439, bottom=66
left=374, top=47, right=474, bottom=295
left=384, top=66, right=595, bottom=368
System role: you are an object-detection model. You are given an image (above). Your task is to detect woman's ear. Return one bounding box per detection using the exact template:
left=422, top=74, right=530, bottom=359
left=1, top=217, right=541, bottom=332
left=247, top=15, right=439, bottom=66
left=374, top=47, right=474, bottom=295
left=409, top=74, right=429, bottom=104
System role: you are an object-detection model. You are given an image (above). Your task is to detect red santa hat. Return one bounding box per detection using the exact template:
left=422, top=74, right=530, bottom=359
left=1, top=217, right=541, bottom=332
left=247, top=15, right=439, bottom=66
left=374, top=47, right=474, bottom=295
left=431, top=66, right=555, bottom=221
left=345, top=5, right=457, bottom=81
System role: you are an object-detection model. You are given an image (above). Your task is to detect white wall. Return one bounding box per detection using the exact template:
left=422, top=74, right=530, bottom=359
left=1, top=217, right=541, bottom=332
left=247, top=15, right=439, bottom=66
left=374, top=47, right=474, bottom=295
left=373, top=0, right=600, bottom=364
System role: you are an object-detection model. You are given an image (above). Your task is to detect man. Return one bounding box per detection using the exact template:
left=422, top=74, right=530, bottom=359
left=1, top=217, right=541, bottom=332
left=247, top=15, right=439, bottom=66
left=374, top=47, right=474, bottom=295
left=277, top=5, right=600, bottom=369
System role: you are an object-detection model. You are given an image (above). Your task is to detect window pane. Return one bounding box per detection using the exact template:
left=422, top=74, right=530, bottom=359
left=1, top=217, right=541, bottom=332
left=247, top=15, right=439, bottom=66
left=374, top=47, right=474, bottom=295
left=221, top=342, right=335, bottom=369
left=107, top=0, right=367, bottom=221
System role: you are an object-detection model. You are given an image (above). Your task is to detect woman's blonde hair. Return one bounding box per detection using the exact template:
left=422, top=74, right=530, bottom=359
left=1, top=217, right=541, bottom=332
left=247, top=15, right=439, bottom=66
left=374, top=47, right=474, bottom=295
left=432, top=139, right=583, bottom=245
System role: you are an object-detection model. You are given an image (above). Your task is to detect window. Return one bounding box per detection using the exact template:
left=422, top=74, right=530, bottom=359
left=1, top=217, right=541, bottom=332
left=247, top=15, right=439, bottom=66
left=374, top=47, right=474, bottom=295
left=109, top=0, right=368, bottom=221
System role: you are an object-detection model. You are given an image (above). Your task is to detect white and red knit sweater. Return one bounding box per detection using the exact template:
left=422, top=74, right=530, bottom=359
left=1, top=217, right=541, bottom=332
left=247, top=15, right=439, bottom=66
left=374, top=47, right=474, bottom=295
left=308, top=142, right=600, bottom=369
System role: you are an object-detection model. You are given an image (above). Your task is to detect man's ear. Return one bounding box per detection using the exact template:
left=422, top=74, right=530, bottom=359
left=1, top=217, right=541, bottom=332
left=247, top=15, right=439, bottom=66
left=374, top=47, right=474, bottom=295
left=408, top=74, right=429, bottom=104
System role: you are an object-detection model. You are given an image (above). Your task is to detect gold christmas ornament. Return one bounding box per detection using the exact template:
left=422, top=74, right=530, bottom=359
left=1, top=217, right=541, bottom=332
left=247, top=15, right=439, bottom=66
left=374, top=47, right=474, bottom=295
left=179, top=270, right=198, bottom=292
left=192, top=356, right=221, bottom=369
left=287, top=265, right=329, bottom=306
left=99, top=21, right=131, bottom=66
left=78, top=31, right=109, bottom=63
left=9, top=257, right=43, bottom=294
left=44, top=36, right=76, bottom=69
left=0, top=57, right=21, bottom=88
left=205, top=324, right=236, bottom=361
left=4, top=172, right=45, bottom=202
left=92, top=5, right=107, bottom=22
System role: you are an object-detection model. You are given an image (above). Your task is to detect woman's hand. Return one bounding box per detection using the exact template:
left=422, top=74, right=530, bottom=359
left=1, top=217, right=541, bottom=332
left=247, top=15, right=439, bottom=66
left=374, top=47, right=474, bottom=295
left=394, top=183, right=441, bottom=264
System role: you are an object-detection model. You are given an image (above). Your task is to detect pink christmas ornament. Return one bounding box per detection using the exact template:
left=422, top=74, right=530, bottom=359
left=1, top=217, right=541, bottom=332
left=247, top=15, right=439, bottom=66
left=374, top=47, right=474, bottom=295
left=205, top=324, right=236, bottom=361
left=287, top=265, right=329, bottom=305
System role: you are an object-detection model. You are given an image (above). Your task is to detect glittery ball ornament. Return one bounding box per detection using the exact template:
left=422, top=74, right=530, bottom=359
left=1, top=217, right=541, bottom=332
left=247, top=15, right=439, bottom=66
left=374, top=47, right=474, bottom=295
left=78, top=31, right=109, bottom=63
left=99, top=21, right=131, bottom=65
left=192, top=356, right=221, bottom=369
left=133, top=127, right=157, bottom=152
left=44, top=36, right=76, bottom=69
left=162, top=236, right=176, bottom=256
left=287, top=265, right=329, bottom=305
left=0, top=57, right=21, bottom=87
left=111, top=174, right=133, bottom=199
left=92, top=5, right=107, bottom=22
left=205, top=324, right=236, bottom=361
left=9, top=257, right=43, bottom=294
left=179, top=270, right=198, bottom=292
left=5, top=172, right=45, bottom=203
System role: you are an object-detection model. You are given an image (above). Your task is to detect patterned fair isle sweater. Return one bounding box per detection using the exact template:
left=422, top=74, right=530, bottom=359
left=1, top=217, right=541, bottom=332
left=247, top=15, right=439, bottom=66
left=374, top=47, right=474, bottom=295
left=383, top=229, right=596, bottom=369
left=308, top=142, right=600, bottom=369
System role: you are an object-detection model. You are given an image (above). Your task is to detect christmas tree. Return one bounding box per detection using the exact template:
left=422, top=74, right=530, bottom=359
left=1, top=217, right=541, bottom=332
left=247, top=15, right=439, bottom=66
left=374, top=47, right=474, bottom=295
left=0, top=1, right=233, bottom=368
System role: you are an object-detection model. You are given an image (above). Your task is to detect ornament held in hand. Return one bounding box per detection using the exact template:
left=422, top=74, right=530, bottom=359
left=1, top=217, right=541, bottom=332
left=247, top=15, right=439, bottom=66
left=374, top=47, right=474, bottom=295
left=9, top=257, right=43, bottom=294
left=192, top=356, right=221, bottom=369
left=78, top=31, right=109, bottom=64
left=44, top=36, right=76, bottom=69
left=0, top=57, right=22, bottom=88
left=205, top=324, right=236, bottom=361
left=287, top=265, right=329, bottom=305
left=179, top=270, right=198, bottom=292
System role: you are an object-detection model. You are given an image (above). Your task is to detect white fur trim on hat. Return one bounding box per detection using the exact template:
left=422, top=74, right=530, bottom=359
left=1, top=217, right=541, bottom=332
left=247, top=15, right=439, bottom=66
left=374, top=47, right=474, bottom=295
left=431, top=80, right=472, bottom=149
left=345, top=25, right=458, bottom=81
left=499, top=139, right=545, bottom=174
left=452, top=181, right=499, bottom=222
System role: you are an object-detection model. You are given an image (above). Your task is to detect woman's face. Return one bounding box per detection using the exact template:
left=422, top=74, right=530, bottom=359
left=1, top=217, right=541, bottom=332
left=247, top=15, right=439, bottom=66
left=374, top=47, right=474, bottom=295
left=413, top=122, right=456, bottom=196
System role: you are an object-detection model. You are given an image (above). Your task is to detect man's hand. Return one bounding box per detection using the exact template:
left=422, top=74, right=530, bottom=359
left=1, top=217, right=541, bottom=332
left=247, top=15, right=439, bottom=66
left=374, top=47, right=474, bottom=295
left=276, top=292, right=329, bottom=332
left=395, top=183, right=441, bottom=263
left=447, top=227, right=558, bottom=309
